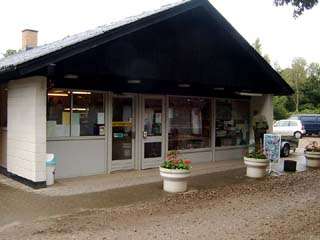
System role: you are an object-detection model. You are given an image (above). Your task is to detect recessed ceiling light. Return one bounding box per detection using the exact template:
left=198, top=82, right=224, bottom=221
left=236, top=92, right=263, bottom=97
left=48, top=93, right=69, bottom=97
left=64, top=74, right=79, bottom=79
left=72, top=91, right=91, bottom=95
left=178, top=84, right=191, bottom=88
left=127, top=80, right=141, bottom=84
left=214, top=87, right=224, bottom=91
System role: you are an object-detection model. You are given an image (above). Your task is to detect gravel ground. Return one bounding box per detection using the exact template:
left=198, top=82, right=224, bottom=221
left=1, top=169, right=320, bottom=240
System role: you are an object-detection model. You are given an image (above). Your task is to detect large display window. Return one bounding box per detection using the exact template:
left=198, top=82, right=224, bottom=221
left=168, top=97, right=211, bottom=150
left=47, top=90, right=104, bottom=138
left=215, top=99, right=250, bottom=147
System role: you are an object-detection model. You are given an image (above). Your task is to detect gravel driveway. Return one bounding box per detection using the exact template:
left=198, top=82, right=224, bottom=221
left=1, top=168, right=320, bottom=240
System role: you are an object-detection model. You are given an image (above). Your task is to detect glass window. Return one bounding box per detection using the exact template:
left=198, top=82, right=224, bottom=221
left=279, top=120, right=289, bottom=127
left=112, top=97, right=133, bottom=161
left=71, top=92, right=104, bottom=136
left=168, top=97, right=211, bottom=150
left=144, top=99, right=162, bottom=137
left=289, top=121, right=298, bottom=127
left=215, top=99, right=250, bottom=147
left=144, top=142, right=162, bottom=158
left=47, top=90, right=71, bottom=137
left=0, top=85, right=7, bottom=128
left=301, top=116, right=316, bottom=122
left=47, top=90, right=104, bottom=137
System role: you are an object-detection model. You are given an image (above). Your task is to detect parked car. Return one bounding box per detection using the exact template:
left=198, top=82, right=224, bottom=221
left=290, top=114, right=320, bottom=136
left=273, top=119, right=305, bottom=139
left=280, top=136, right=299, bottom=157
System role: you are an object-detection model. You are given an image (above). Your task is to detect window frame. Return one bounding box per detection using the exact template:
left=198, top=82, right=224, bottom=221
left=278, top=120, right=290, bottom=127
left=214, top=98, right=251, bottom=149
left=289, top=121, right=298, bottom=127
left=47, top=88, right=106, bottom=140
left=166, top=95, right=213, bottom=152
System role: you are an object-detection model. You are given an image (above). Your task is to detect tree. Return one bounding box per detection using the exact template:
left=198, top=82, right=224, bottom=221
left=300, top=62, right=320, bottom=112
left=272, top=58, right=320, bottom=118
left=273, top=96, right=290, bottom=119
left=273, top=61, right=282, bottom=72
left=307, top=62, right=320, bottom=78
left=280, top=58, right=307, bottom=113
left=3, top=49, right=17, bottom=57
left=253, top=38, right=262, bottom=55
left=290, top=58, right=307, bottom=112
left=274, top=0, right=318, bottom=17
left=252, top=38, right=271, bottom=63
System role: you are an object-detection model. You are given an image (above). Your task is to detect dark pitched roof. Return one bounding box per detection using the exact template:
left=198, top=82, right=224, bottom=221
left=0, top=0, right=191, bottom=73
left=0, top=0, right=293, bottom=95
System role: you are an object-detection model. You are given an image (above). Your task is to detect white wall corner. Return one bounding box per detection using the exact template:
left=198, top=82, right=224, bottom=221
left=7, top=76, right=47, bottom=182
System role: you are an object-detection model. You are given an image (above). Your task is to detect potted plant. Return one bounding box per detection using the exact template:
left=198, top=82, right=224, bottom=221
left=244, top=146, right=269, bottom=178
left=159, top=151, right=191, bottom=193
left=305, top=141, right=320, bottom=168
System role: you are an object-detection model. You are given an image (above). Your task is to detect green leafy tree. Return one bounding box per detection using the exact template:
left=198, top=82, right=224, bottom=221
left=3, top=49, right=17, bottom=57
left=307, top=62, right=320, bottom=78
left=273, top=96, right=290, bottom=120
left=280, top=58, right=307, bottom=113
left=290, top=58, right=307, bottom=112
left=253, top=38, right=262, bottom=55
left=252, top=38, right=271, bottom=63
left=273, top=61, right=282, bottom=72
left=300, top=62, right=320, bottom=112
left=274, top=0, right=318, bottom=17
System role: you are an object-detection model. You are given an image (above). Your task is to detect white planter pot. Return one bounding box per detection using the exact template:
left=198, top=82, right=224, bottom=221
left=305, top=151, right=320, bottom=168
left=244, top=157, right=269, bottom=178
left=159, top=167, right=191, bottom=193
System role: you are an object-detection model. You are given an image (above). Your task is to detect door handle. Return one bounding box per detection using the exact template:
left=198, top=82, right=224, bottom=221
left=143, top=131, right=148, bottom=139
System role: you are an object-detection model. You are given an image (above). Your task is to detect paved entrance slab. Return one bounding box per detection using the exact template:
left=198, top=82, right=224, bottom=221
left=0, top=160, right=245, bottom=196
left=0, top=160, right=246, bottom=228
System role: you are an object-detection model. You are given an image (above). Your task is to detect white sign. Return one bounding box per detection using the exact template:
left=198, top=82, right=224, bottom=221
left=264, top=134, right=281, bottom=162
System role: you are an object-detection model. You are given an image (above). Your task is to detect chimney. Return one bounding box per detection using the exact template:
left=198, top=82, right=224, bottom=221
left=22, top=29, right=38, bottom=50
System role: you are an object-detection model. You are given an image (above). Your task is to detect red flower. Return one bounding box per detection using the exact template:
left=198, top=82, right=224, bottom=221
left=184, top=160, right=191, bottom=164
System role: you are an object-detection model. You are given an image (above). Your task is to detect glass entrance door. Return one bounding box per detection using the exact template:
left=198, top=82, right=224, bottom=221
left=142, top=96, right=165, bottom=169
left=111, top=96, right=135, bottom=171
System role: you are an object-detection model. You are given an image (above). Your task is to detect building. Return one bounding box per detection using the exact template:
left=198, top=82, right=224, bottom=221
left=0, top=0, right=293, bottom=188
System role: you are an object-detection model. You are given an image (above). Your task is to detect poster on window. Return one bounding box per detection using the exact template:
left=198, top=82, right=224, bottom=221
left=192, top=108, right=202, bottom=135
left=263, top=134, right=281, bottom=162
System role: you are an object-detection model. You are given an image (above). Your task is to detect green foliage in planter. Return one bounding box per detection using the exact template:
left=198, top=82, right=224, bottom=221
left=246, top=151, right=268, bottom=159
left=161, top=151, right=191, bottom=170
left=245, top=144, right=267, bottom=159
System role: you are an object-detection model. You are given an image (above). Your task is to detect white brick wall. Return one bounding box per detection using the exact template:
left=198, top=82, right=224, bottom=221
left=7, top=76, right=47, bottom=182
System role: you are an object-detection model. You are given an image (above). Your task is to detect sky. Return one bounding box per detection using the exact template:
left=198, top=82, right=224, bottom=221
left=0, top=0, right=319, bottom=68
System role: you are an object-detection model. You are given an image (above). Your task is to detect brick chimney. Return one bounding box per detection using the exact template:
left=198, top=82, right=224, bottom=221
left=22, top=29, right=38, bottom=50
